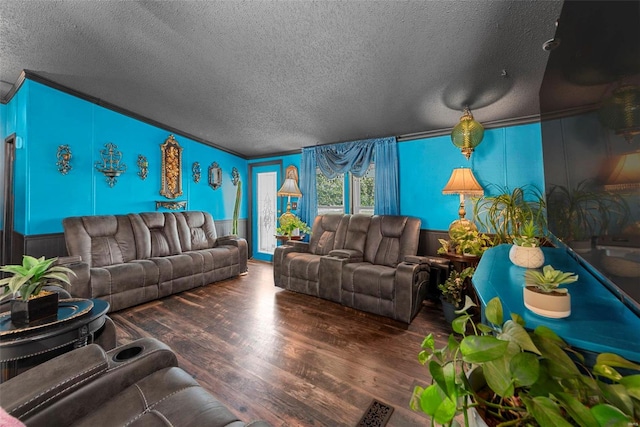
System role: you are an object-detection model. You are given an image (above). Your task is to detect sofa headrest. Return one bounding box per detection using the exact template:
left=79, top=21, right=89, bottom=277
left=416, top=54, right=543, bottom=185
left=130, top=213, right=182, bottom=258
left=309, top=214, right=350, bottom=255
left=364, top=215, right=421, bottom=267
left=174, top=211, right=218, bottom=251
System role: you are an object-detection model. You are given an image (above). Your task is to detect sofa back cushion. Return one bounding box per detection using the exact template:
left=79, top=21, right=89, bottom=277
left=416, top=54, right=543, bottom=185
left=63, top=215, right=137, bottom=268
left=129, top=213, right=182, bottom=259
left=363, top=216, right=421, bottom=267
left=344, top=214, right=371, bottom=253
left=308, top=214, right=350, bottom=255
left=174, top=211, right=218, bottom=251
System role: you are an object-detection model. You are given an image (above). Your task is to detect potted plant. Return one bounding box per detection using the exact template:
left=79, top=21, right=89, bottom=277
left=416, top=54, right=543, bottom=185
left=276, top=214, right=311, bottom=239
left=509, top=219, right=545, bottom=268
left=411, top=296, right=640, bottom=426
left=438, top=227, right=493, bottom=258
left=0, top=255, right=75, bottom=326
left=547, top=180, right=630, bottom=253
left=438, top=267, right=475, bottom=325
left=523, top=264, right=578, bottom=318
left=473, top=185, right=547, bottom=245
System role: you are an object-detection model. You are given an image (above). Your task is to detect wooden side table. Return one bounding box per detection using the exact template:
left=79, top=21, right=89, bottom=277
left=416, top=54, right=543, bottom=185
left=0, top=298, right=109, bottom=382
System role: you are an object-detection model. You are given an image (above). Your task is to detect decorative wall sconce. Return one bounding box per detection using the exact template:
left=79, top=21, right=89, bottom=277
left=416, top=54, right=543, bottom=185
left=451, top=107, right=485, bottom=160
left=137, top=155, right=148, bottom=180
left=209, top=162, right=222, bottom=190
left=95, top=142, right=127, bottom=187
left=192, top=162, right=201, bottom=183
left=231, top=167, right=240, bottom=186
left=160, top=135, right=183, bottom=199
left=56, top=145, right=72, bottom=175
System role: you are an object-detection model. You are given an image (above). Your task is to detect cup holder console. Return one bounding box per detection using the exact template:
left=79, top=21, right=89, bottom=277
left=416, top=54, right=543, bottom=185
left=113, top=345, right=143, bottom=362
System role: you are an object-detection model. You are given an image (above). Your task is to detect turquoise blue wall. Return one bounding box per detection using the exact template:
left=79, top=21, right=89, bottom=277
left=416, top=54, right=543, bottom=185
left=400, top=123, right=544, bottom=230
left=8, top=80, right=248, bottom=235
left=256, top=123, right=545, bottom=232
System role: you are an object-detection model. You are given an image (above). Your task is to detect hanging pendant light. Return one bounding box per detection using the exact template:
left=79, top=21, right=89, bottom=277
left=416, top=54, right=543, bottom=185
left=451, top=107, right=485, bottom=160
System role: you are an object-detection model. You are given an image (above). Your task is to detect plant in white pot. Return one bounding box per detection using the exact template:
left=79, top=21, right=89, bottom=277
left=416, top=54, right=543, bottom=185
left=523, top=265, right=578, bottom=318
left=0, top=255, right=75, bottom=326
left=509, top=220, right=545, bottom=268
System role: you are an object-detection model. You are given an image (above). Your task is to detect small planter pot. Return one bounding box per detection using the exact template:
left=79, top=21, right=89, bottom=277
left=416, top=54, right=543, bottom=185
left=440, top=297, right=462, bottom=325
left=509, top=245, right=544, bottom=269
left=523, top=286, right=570, bottom=318
left=11, top=292, right=59, bottom=326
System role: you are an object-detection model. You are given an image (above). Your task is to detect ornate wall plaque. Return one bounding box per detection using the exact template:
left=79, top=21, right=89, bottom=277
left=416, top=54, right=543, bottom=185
left=160, top=135, right=183, bottom=199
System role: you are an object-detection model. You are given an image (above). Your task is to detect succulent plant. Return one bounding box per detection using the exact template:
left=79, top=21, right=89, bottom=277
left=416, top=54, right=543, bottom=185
left=525, top=264, right=578, bottom=293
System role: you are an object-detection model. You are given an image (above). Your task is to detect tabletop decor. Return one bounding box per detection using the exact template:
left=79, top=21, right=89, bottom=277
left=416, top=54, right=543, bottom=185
left=509, top=220, right=545, bottom=268
left=0, top=256, right=75, bottom=326
left=524, top=265, right=578, bottom=318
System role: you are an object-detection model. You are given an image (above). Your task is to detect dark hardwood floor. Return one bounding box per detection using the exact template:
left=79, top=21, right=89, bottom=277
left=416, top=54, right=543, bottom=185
left=110, top=260, right=451, bottom=427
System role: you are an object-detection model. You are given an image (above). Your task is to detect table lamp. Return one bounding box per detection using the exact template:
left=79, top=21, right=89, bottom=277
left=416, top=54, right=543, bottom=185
left=442, top=167, right=484, bottom=235
left=277, top=176, right=302, bottom=224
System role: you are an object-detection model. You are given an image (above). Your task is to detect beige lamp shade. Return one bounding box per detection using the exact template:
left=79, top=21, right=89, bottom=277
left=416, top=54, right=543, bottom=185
left=442, top=167, right=484, bottom=196
left=604, top=151, right=640, bottom=191
left=277, top=178, right=302, bottom=197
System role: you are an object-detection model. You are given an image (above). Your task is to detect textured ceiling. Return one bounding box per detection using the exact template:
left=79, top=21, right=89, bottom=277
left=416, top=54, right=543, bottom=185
left=0, top=1, right=563, bottom=158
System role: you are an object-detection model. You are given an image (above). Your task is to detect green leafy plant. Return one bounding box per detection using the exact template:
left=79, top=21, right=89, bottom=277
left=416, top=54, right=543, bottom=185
left=438, top=267, right=475, bottom=307
left=512, top=219, right=541, bottom=247
left=0, top=256, right=75, bottom=301
left=547, top=180, right=630, bottom=242
left=525, top=265, right=579, bottom=294
left=473, top=185, right=547, bottom=245
left=438, top=227, right=493, bottom=257
left=232, top=180, right=242, bottom=235
left=411, top=296, right=640, bottom=426
left=276, top=215, right=311, bottom=237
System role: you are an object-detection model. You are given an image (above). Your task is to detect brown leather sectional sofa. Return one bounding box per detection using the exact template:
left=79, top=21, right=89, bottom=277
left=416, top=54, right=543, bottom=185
left=0, top=338, right=271, bottom=427
left=273, top=214, right=431, bottom=323
left=62, top=211, right=248, bottom=312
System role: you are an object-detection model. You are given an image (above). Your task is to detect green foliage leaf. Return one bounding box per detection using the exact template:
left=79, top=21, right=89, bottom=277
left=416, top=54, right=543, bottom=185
left=483, top=356, right=515, bottom=397
left=415, top=383, right=457, bottom=424
left=590, top=404, right=633, bottom=427
left=598, top=382, right=634, bottom=417
left=510, top=352, right=540, bottom=387
left=596, top=353, right=640, bottom=372
left=452, top=314, right=472, bottom=335
left=522, top=396, right=575, bottom=427
left=499, top=320, right=541, bottom=355
left=485, top=296, right=503, bottom=326
left=460, top=335, right=509, bottom=364
left=531, top=334, right=581, bottom=379
left=619, top=375, right=640, bottom=400
left=554, top=392, right=600, bottom=427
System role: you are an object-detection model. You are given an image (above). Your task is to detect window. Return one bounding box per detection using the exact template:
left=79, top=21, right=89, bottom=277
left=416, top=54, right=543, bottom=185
left=316, top=164, right=375, bottom=215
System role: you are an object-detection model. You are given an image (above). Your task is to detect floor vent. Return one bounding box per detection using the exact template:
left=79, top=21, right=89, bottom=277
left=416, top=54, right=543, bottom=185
left=356, top=399, right=394, bottom=427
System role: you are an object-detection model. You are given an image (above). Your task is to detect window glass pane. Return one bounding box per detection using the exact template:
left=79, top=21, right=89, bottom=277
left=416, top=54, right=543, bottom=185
left=317, top=170, right=345, bottom=214
left=353, top=164, right=375, bottom=215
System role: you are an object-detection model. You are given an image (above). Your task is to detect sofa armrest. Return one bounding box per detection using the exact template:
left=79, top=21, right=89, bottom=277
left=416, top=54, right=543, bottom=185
left=328, top=249, right=363, bottom=262
left=2, top=338, right=179, bottom=427
left=216, top=235, right=248, bottom=274
left=61, top=261, right=92, bottom=299
left=273, top=242, right=310, bottom=287
left=395, top=261, right=431, bottom=323
left=404, top=255, right=431, bottom=265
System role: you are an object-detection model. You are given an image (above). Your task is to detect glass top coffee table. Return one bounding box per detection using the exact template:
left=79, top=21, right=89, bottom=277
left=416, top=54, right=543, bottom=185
left=0, top=298, right=109, bottom=381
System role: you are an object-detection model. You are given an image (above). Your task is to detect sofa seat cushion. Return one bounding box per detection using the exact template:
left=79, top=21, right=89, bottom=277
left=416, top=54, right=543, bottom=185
left=72, top=367, right=245, bottom=427
left=341, top=262, right=396, bottom=300
left=282, top=253, right=321, bottom=282
left=90, top=261, right=160, bottom=311
left=150, top=254, right=195, bottom=297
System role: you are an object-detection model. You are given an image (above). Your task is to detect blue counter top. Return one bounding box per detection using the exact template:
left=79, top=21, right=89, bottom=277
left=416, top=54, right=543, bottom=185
left=472, top=244, right=640, bottom=363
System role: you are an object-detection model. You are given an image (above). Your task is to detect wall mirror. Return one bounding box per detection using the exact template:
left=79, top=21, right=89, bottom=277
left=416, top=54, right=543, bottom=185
left=209, top=162, right=222, bottom=190
left=160, top=134, right=183, bottom=199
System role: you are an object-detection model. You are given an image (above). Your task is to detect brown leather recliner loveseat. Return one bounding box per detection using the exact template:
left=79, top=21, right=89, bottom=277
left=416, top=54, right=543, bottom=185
left=0, top=338, right=271, bottom=427
left=62, top=211, right=247, bottom=312
left=273, top=214, right=431, bottom=323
